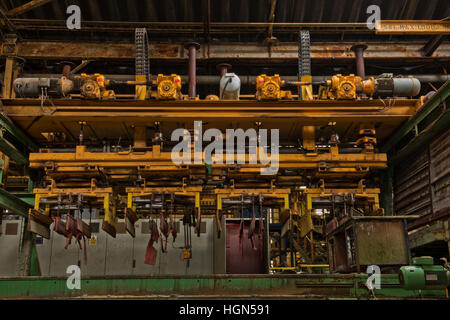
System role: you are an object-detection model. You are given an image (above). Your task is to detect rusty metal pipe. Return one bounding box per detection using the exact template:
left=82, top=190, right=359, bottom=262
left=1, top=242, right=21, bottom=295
left=18, top=74, right=449, bottom=85
left=351, top=44, right=367, bottom=80
left=185, top=42, right=200, bottom=99
left=217, top=63, right=231, bottom=77
left=62, top=65, right=71, bottom=78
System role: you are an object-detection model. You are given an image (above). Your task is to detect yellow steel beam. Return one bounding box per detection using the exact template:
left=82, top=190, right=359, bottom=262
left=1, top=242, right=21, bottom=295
left=29, top=146, right=387, bottom=171
left=1, top=98, right=421, bottom=144
left=376, top=20, right=450, bottom=35
left=298, top=264, right=329, bottom=268
left=33, top=179, right=113, bottom=208
left=126, top=186, right=202, bottom=197
left=215, top=188, right=290, bottom=198
left=303, top=188, right=381, bottom=197
left=2, top=57, right=14, bottom=98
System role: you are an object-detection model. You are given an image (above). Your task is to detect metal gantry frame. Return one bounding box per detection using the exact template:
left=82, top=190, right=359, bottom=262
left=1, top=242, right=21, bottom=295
left=0, top=11, right=449, bottom=299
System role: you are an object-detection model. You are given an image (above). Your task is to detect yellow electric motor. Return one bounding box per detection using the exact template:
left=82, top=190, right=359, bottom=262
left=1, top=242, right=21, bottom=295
left=80, top=73, right=115, bottom=100
left=155, top=74, right=182, bottom=100
left=256, top=74, right=291, bottom=100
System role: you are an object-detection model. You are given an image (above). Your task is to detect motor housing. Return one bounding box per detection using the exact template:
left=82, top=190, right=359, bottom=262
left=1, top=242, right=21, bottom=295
left=13, top=77, right=73, bottom=98
left=219, top=73, right=240, bottom=100
left=399, top=256, right=450, bottom=290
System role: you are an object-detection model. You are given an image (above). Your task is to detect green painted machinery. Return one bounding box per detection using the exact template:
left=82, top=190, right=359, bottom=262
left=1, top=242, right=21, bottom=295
left=399, top=256, right=450, bottom=290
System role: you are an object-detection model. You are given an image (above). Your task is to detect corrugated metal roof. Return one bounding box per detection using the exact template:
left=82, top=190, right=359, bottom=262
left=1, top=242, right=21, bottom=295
left=3, top=0, right=449, bottom=22
left=2, top=0, right=448, bottom=43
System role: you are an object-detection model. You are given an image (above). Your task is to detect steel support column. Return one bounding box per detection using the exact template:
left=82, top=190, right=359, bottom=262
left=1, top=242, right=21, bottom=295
left=0, top=188, right=32, bottom=217
left=184, top=42, right=200, bottom=99
left=0, top=113, right=38, bottom=165
left=381, top=81, right=450, bottom=156
left=379, top=166, right=394, bottom=216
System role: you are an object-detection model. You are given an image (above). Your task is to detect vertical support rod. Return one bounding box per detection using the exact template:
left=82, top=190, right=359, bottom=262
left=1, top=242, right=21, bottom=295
left=184, top=42, right=200, bottom=99
left=380, top=165, right=394, bottom=216
left=2, top=57, right=14, bottom=98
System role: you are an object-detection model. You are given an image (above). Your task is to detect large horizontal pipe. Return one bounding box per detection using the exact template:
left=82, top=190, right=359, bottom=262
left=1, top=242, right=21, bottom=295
left=17, top=74, right=450, bottom=85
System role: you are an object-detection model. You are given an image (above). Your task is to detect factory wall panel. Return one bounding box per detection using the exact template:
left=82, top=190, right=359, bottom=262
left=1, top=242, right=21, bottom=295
left=80, top=219, right=107, bottom=276
left=157, top=223, right=189, bottom=275
left=104, top=219, right=134, bottom=276
left=132, top=219, right=161, bottom=276
left=394, top=128, right=450, bottom=220
left=0, top=219, right=23, bottom=276
left=429, top=128, right=450, bottom=215
left=134, top=218, right=214, bottom=275
left=164, top=218, right=213, bottom=275
left=49, top=224, right=80, bottom=277
left=213, top=216, right=226, bottom=274
left=31, top=218, right=217, bottom=276
left=35, top=228, right=53, bottom=276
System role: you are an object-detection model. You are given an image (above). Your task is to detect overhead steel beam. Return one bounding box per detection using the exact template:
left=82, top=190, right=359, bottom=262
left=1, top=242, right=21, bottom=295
left=0, top=188, right=32, bottom=217
left=202, top=0, right=210, bottom=42
left=0, top=7, right=17, bottom=33
left=420, top=16, right=450, bottom=57
left=6, top=19, right=450, bottom=35
left=4, top=41, right=450, bottom=60
left=376, top=20, right=450, bottom=35
left=381, top=80, right=450, bottom=155
left=421, top=35, right=446, bottom=57
left=0, top=130, right=28, bottom=165
left=388, top=109, right=450, bottom=165
left=0, top=113, right=38, bottom=164
left=6, top=0, right=54, bottom=17
left=0, top=113, right=38, bottom=152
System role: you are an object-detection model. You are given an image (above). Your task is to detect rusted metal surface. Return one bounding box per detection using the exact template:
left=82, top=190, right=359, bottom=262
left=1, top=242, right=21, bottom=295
left=421, top=35, right=445, bottom=57
left=0, top=273, right=446, bottom=299
left=395, top=127, right=450, bottom=230
left=6, top=20, right=450, bottom=36
left=5, top=41, right=450, bottom=60
left=408, top=219, right=449, bottom=249
left=394, top=147, right=432, bottom=217
left=149, top=43, right=180, bottom=58
left=184, top=42, right=200, bottom=99
left=356, top=220, right=409, bottom=266
left=13, top=41, right=135, bottom=59
left=429, top=128, right=450, bottom=215
left=327, top=217, right=412, bottom=273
